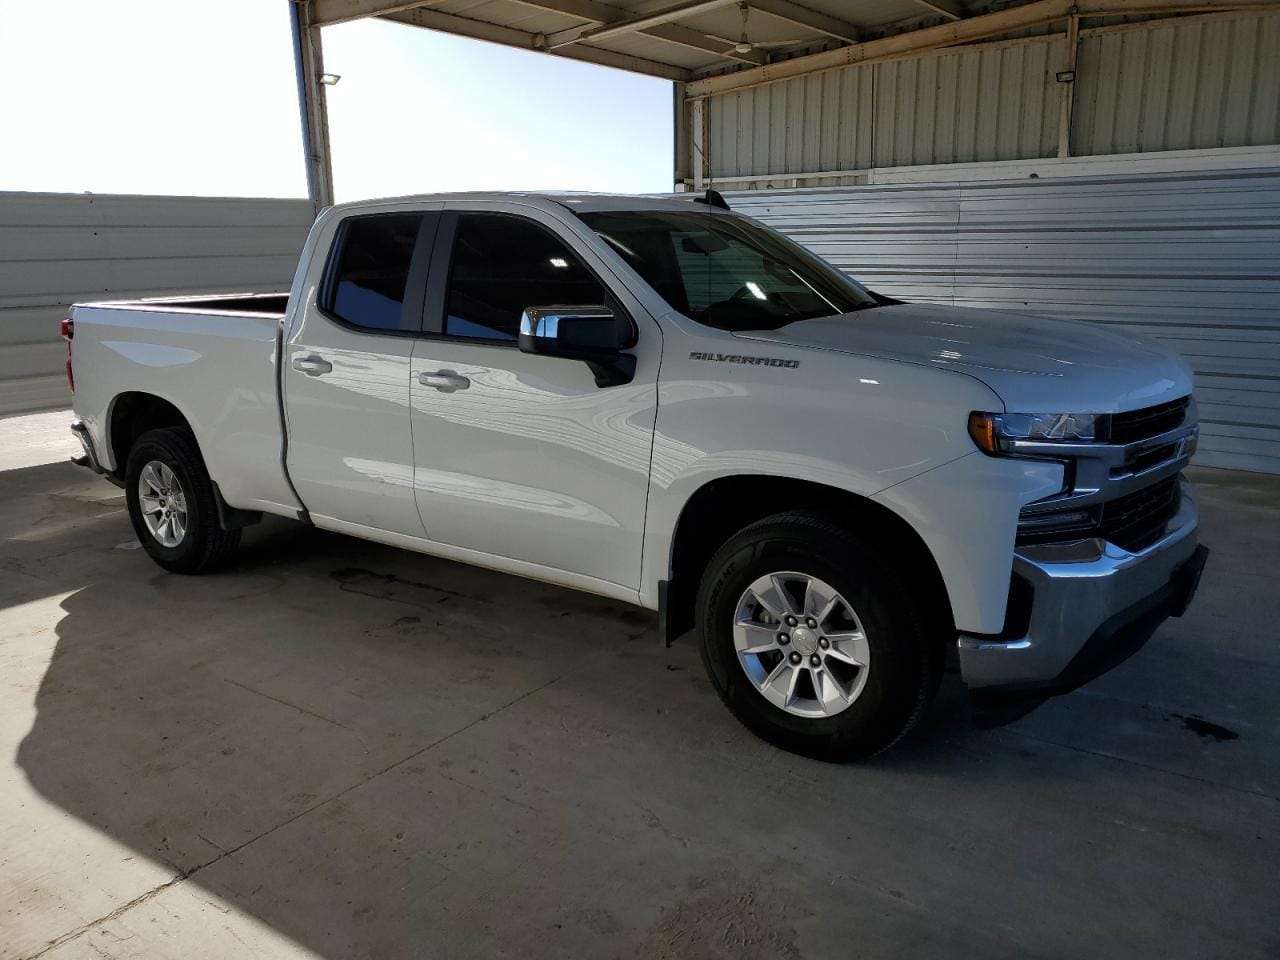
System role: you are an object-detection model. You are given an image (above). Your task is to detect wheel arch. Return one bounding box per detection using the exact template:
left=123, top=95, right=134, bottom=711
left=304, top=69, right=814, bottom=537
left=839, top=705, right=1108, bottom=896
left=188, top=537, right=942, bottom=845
left=659, top=474, right=954, bottom=647
left=108, top=392, right=260, bottom=533
left=106, top=392, right=194, bottom=477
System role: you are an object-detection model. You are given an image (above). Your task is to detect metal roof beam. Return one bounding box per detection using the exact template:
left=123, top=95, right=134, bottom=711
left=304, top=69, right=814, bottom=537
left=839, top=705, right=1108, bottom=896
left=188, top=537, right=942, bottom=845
left=546, top=0, right=739, bottom=48
left=907, top=0, right=965, bottom=19
left=379, top=6, right=694, bottom=80
left=313, top=0, right=441, bottom=27
left=749, top=0, right=862, bottom=42
left=685, top=0, right=1278, bottom=97
left=510, top=0, right=765, bottom=63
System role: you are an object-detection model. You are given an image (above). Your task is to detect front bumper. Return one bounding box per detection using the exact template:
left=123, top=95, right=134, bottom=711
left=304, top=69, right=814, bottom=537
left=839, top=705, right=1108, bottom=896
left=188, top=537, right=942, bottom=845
left=958, top=481, right=1206, bottom=692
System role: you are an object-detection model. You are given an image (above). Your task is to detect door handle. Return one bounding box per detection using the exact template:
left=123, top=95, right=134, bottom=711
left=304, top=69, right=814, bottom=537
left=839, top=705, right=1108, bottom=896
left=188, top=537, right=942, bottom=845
left=292, top=353, right=333, bottom=376
left=418, top=369, right=470, bottom=392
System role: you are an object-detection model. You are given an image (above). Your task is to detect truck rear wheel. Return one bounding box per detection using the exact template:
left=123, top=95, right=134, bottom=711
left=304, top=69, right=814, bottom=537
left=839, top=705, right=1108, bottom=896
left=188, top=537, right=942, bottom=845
left=125, top=427, right=240, bottom=574
left=696, top=511, right=941, bottom=761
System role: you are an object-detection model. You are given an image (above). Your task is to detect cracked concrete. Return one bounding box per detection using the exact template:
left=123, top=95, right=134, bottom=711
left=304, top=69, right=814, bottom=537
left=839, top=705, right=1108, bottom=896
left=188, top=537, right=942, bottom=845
left=1, top=410, right=1278, bottom=959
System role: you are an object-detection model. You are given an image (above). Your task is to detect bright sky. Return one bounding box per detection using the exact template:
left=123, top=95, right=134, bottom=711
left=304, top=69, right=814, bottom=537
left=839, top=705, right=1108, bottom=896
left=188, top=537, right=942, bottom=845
left=0, top=0, right=673, bottom=201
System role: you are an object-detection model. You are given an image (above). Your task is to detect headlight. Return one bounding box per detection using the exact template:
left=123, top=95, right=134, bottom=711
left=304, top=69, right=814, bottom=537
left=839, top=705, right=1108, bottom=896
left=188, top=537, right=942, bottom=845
left=968, top=411, right=1098, bottom=455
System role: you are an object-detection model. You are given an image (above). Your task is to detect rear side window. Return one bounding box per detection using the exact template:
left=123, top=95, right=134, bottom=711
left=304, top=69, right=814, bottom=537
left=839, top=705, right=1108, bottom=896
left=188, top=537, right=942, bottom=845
left=444, top=214, right=607, bottom=342
left=322, top=214, right=424, bottom=332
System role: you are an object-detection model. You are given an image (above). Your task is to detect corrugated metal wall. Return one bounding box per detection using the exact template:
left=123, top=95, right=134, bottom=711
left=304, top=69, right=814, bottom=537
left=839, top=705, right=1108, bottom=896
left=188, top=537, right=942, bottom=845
left=0, top=192, right=315, bottom=416
left=709, top=36, right=1062, bottom=177
left=727, top=167, right=1280, bottom=474
left=704, top=11, right=1280, bottom=180
left=1073, top=13, right=1280, bottom=156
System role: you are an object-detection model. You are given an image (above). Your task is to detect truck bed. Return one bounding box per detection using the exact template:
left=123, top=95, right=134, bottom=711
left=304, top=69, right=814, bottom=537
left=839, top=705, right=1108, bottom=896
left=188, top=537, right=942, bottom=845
left=68, top=293, right=301, bottom=517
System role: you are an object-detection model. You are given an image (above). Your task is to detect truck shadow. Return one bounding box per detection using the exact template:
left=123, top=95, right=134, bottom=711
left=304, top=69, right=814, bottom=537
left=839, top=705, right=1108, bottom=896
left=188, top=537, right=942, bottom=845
left=9, top=459, right=1274, bottom=959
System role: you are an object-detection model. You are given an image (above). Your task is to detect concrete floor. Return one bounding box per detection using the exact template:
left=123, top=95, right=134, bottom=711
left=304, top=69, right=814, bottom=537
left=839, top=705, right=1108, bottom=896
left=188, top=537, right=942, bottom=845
left=1, top=409, right=1277, bottom=960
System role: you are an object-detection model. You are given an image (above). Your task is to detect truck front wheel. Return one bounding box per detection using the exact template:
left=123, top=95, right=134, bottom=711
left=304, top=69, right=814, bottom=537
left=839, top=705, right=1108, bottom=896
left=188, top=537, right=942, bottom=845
left=696, top=511, right=941, bottom=761
left=124, top=427, right=240, bottom=574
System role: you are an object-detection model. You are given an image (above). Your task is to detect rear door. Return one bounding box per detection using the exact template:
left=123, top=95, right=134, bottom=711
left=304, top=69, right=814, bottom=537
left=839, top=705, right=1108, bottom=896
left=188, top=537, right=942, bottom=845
left=283, top=206, right=441, bottom=535
left=408, top=203, right=660, bottom=593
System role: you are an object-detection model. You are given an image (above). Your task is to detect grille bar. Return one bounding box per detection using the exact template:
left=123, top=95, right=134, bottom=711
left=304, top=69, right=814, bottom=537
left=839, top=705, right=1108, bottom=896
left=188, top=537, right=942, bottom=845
left=1018, top=475, right=1182, bottom=550
left=1108, top=397, right=1190, bottom=445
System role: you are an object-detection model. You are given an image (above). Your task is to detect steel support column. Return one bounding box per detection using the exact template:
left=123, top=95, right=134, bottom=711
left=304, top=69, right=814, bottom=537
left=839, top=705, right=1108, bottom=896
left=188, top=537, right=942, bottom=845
left=291, top=0, right=336, bottom=208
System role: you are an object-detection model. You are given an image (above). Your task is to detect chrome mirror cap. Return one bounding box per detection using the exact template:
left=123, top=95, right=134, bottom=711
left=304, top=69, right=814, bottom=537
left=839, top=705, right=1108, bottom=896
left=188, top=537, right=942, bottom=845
left=518, top=305, right=615, bottom=344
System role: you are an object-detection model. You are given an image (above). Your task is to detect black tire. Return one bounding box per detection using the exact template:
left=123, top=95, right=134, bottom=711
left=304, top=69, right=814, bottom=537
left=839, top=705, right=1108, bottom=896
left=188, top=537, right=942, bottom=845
left=696, top=511, right=942, bottom=761
left=124, top=427, right=241, bottom=574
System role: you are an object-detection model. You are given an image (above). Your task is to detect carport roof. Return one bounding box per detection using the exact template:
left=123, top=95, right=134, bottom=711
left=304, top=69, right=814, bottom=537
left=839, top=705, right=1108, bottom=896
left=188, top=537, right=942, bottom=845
left=309, top=0, right=990, bottom=83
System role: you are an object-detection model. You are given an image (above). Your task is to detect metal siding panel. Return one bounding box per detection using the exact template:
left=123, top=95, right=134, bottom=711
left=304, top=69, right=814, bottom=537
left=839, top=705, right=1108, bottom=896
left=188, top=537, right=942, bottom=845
left=1074, top=13, right=1280, bottom=156
left=708, top=94, right=734, bottom=178
left=996, top=45, right=1023, bottom=160
left=1221, top=17, right=1257, bottom=147
left=1072, top=32, right=1101, bottom=157
left=1138, top=27, right=1174, bottom=152
left=975, top=46, right=1002, bottom=162
left=753, top=87, right=771, bottom=175
left=955, top=49, right=981, bottom=163
left=803, top=74, right=824, bottom=173
left=1110, top=32, right=1143, bottom=155
left=0, top=192, right=313, bottom=416
left=934, top=55, right=960, bottom=165
left=1195, top=20, right=1230, bottom=148
left=769, top=83, right=787, bottom=173
left=873, top=60, right=896, bottom=168
left=724, top=167, right=1280, bottom=473
left=820, top=71, right=841, bottom=172
left=786, top=78, right=805, bottom=174
left=898, top=58, right=920, bottom=166
left=915, top=56, right=938, bottom=167
left=738, top=91, right=755, bottom=180
left=1249, top=16, right=1280, bottom=145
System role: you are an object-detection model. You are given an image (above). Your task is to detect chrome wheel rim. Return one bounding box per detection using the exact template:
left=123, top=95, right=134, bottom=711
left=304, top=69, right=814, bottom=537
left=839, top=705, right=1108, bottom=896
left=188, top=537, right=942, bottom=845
left=734, top=571, right=870, bottom=718
left=138, top=460, right=188, bottom=549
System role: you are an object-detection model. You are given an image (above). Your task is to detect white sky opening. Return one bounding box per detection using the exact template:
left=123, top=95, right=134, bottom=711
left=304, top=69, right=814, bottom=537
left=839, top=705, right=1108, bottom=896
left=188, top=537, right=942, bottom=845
left=0, top=0, right=673, bottom=200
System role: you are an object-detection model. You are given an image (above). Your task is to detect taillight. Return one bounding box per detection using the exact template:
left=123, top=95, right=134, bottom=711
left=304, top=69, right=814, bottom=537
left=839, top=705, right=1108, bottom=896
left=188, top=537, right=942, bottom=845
left=61, top=318, right=74, bottom=393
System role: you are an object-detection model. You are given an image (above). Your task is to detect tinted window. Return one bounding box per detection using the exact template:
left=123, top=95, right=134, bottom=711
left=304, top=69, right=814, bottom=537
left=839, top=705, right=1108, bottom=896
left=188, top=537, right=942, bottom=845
left=323, top=214, right=423, bottom=331
left=444, top=214, right=607, bottom=342
left=579, top=210, right=876, bottom=332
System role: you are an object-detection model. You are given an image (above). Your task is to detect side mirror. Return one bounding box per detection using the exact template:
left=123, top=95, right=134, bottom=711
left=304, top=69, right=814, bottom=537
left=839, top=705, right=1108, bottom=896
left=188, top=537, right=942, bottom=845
left=518, top=305, right=636, bottom=387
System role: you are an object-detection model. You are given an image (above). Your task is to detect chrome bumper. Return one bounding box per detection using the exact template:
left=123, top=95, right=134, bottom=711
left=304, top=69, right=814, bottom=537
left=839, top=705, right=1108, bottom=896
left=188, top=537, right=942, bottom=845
left=959, top=481, right=1205, bottom=691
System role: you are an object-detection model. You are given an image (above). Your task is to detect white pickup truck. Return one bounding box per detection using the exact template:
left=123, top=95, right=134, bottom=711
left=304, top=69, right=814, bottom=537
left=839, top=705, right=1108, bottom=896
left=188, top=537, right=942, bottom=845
left=64, top=191, right=1207, bottom=759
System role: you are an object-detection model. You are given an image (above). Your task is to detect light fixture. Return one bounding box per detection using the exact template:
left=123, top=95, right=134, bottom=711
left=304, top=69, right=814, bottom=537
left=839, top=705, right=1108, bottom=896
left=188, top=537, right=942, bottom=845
left=1056, top=70, right=1075, bottom=83
left=320, top=73, right=341, bottom=86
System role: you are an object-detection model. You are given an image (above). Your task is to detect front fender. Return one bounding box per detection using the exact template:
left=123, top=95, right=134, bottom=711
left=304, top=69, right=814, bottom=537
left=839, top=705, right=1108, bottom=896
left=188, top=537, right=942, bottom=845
left=640, top=327, right=1009, bottom=611
left=871, top=452, right=1064, bottom=633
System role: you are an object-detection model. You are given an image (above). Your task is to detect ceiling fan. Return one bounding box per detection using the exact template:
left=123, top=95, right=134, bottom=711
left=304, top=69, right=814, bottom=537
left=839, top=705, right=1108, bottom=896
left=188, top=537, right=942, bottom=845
left=706, top=2, right=808, bottom=55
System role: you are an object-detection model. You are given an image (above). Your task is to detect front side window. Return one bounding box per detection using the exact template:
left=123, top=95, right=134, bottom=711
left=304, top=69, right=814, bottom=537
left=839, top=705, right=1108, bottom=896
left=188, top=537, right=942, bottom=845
left=322, top=213, right=423, bottom=332
left=444, top=214, right=607, bottom=342
left=579, top=210, right=877, bottom=332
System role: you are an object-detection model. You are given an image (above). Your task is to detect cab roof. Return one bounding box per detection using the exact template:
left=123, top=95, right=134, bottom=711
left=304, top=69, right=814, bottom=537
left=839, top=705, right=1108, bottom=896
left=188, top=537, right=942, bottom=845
left=329, top=191, right=731, bottom=216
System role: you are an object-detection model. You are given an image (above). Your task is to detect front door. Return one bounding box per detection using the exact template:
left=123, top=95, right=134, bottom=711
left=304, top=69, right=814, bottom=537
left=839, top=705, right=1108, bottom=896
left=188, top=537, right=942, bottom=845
left=409, top=205, right=659, bottom=593
left=284, top=208, right=439, bottom=536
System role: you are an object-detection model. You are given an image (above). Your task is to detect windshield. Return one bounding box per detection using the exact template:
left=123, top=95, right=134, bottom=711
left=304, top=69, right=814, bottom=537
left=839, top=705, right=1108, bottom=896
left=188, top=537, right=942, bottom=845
left=578, top=209, right=878, bottom=331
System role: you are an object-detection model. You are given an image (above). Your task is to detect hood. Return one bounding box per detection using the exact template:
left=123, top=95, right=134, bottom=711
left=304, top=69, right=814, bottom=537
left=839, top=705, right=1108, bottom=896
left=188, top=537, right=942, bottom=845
left=736, top=302, right=1193, bottom=413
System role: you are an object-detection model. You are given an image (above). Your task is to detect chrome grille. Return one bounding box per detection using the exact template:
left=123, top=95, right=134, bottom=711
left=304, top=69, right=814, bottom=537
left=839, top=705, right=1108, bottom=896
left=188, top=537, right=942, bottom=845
left=1107, top=397, right=1190, bottom=445
left=1098, top=475, right=1182, bottom=551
